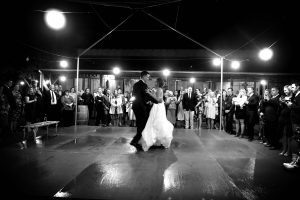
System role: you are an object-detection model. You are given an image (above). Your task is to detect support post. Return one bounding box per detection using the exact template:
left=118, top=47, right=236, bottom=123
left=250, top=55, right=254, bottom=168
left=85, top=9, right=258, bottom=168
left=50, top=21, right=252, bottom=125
left=220, top=57, right=224, bottom=131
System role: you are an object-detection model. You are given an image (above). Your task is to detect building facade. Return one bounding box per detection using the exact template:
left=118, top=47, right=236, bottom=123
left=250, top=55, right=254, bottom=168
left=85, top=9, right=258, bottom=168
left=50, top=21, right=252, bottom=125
left=39, top=69, right=300, bottom=96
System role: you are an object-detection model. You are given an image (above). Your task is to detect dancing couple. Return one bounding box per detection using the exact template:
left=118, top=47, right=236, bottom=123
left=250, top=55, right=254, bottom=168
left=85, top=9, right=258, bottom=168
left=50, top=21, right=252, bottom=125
left=130, top=71, right=174, bottom=151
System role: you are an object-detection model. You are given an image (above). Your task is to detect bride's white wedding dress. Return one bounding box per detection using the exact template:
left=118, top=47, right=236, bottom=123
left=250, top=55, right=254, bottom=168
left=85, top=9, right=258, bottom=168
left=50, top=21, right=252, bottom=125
left=139, top=101, right=174, bottom=151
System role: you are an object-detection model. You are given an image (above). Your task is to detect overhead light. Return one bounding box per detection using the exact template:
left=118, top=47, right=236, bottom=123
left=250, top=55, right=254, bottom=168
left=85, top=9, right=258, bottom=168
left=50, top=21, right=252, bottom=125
left=259, top=48, right=273, bottom=61
left=260, top=80, right=267, bottom=86
left=59, top=76, right=66, bottom=82
left=212, top=58, right=221, bottom=66
left=190, top=78, right=196, bottom=83
left=113, top=67, right=121, bottom=75
left=162, top=69, right=170, bottom=76
left=60, top=60, right=68, bottom=68
left=45, top=9, right=66, bottom=30
left=231, top=60, right=240, bottom=69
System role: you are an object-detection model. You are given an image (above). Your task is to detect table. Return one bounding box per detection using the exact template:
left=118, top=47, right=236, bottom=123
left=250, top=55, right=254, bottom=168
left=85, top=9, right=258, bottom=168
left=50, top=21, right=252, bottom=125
left=21, top=121, right=60, bottom=142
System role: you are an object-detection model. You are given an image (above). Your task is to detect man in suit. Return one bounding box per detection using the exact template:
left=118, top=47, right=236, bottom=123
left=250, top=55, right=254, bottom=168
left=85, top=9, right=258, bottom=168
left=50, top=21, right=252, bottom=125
left=245, top=87, right=259, bottom=141
left=44, top=84, right=60, bottom=121
left=182, top=86, right=197, bottom=129
left=224, top=88, right=235, bottom=134
left=262, top=87, right=281, bottom=149
left=284, top=83, right=300, bottom=169
left=130, top=71, right=158, bottom=150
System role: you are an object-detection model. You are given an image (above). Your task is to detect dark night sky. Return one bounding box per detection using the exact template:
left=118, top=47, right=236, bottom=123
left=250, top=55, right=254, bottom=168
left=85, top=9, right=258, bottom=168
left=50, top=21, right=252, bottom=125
left=2, top=0, right=299, bottom=74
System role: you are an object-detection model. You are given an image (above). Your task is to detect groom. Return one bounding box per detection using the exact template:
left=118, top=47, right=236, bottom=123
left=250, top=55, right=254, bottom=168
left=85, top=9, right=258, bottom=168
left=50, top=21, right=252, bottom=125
left=130, top=71, right=158, bottom=150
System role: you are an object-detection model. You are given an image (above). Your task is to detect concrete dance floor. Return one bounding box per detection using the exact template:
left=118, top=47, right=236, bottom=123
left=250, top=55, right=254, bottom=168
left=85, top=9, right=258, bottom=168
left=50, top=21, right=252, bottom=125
left=1, top=126, right=299, bottom=200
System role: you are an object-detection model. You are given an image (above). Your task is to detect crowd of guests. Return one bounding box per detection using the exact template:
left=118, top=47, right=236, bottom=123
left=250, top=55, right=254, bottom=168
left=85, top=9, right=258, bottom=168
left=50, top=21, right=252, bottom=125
left=0, top=79, right=138, bottom=149
left=1, top=77, right=300, bottom=170
left=165, top=84, right=300, bottom=170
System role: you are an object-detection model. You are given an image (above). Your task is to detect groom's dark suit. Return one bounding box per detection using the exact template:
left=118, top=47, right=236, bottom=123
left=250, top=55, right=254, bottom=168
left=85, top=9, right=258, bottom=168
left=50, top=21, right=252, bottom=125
left=131, top=80, right=158, bottom=145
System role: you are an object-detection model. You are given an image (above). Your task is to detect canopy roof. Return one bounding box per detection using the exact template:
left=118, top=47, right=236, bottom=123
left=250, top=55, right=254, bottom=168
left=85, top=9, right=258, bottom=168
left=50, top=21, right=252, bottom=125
left=2, top=0, right=298, bottom=73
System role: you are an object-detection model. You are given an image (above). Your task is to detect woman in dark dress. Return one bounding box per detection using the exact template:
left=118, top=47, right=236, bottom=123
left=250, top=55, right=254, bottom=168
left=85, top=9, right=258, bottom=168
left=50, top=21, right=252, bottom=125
left=24, top=87, right=37, bottom=125
left=233, top=88, right=247, bottom=137
left=278, top=85, right=293, bottom=156
left=258, top=89, right=271, bottom=143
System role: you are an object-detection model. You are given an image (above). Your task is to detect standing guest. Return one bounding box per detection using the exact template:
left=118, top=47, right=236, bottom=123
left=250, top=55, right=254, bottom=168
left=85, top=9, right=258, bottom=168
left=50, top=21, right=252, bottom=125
left=58, top=84, right=63, bottom=96
left=176, top=90, right=185, bottom=128
left=95, top=87, right=103, bottom=126
left=127, top=92, right=136, bottom=127
left=118, top=89, right=126, bottom=126
left=182, top=87, right=197, bottom=129
left=24, top=87, right=37, bottom=126
left=194, top=89, right=201, bottom=123
left=245, top=87, right=259, bottom=141
left=283, top=83, right=300, bottom=169
left=54, top=84, right=59, bottom=94
left=81, top=88, right=94, bottom=122
left=216, top=90, right=226, bottom=130
left=224, top=88, right=235, bottom=134
left=32, top=80, right=43, bottom=121
left=109, top=90, right=123, bottom=126
left=262, top=87, right=280, bottom=149
left=44, top=84, right=60, bottom=121
left=259, top=89, right=271, bottom=145
left=278, top=85, right=293, bottom=156
left=233, top=88, right=247, bottom=137
left=195, top=93, right=204, bottom=129
left=0, top=79, right=13, bottom=107
left=166, top=91, right=177, bottom=126
left=106, top=89, right=112, bottom=126
left=54, top=84, right=62, bottom=120
left=77, top=90, right=85, bottom=104
left=123, top=91, right=130, bottom=126
left=202, top=88, right=208, bottom=98
left=184, top=88, right=188, bottom=94
left=203, top=89, right=211, bottom=126
left=61, top=90, right=75, bottom=127
left=214, top=90, right=221, bottom=129
left=101, top=89, right=111, bottom=127
left=9, top=84, right=23, bottom=135
left=164, top=89, right=170, bottom=114
left=69, top=87, right=77, bottom=102
left=206, top=91, right=218, bottom=129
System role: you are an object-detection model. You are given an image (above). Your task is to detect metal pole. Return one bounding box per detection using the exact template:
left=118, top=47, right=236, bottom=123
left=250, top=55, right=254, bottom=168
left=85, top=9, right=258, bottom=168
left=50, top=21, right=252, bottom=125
left=74, top=57, right=79, bottom=131
left=220, top=57, right=224, bottom=131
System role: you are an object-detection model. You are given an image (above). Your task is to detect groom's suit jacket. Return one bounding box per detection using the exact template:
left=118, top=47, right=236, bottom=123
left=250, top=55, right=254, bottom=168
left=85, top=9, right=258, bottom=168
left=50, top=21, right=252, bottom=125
left=132, top=80, right=158, bottom=114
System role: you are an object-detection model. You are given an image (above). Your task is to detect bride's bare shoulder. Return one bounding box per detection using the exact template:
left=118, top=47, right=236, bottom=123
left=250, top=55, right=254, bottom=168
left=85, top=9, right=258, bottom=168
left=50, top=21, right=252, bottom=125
left=157, top=87, right=163, bottom=92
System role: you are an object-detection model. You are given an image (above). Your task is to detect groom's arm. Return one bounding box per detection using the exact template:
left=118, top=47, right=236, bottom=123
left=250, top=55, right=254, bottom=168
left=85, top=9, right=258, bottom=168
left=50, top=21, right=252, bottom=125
left=144, top=88, right=159, bottom=104
left=146, top=90, right=161, bottom=103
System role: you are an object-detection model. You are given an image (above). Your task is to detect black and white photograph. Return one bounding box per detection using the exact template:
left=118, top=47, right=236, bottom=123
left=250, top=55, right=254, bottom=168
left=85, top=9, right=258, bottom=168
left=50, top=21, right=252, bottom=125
left=1, top=0, right=299, bottom=199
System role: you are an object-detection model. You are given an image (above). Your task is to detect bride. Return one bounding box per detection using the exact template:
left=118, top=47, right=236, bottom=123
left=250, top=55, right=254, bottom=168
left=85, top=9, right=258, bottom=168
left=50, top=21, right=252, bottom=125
left=138, top=77, right=174, bottom=151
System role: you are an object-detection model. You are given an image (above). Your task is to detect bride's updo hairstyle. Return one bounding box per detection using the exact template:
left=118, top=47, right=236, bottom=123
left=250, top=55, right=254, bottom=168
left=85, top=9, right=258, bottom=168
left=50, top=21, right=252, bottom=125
left=157, top=78, right=164, bottom=88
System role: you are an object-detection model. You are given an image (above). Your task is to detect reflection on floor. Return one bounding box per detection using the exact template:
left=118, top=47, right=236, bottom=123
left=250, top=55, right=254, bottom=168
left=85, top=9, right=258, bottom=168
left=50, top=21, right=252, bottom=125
left=1, top=126, right=299, bottom=200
